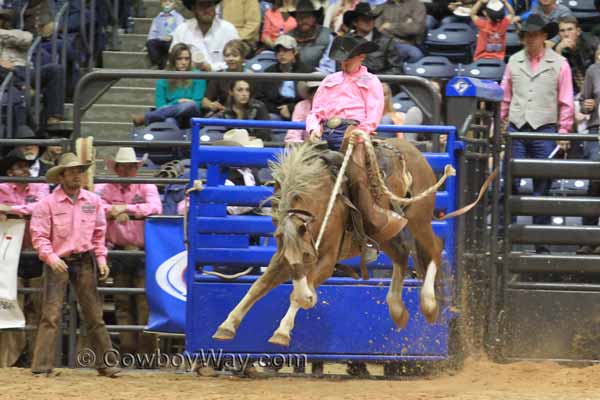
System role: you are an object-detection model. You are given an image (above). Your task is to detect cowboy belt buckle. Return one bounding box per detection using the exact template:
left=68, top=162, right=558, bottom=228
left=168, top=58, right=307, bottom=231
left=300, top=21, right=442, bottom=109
left=326, top=117, right=342, bottom=129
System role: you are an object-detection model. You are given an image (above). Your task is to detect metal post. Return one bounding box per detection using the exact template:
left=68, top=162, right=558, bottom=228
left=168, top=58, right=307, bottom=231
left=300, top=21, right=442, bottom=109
left=89, top=0, right=96, bottom=69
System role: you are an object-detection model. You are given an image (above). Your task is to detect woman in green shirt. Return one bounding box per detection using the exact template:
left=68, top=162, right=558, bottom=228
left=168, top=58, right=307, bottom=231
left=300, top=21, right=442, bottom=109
left=132, top=43, right=206, bottom=128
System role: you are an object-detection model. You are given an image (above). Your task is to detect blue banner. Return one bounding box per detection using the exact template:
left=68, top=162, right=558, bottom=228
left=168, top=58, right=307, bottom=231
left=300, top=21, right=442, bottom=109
left=145, top=217, right=186, bottom=333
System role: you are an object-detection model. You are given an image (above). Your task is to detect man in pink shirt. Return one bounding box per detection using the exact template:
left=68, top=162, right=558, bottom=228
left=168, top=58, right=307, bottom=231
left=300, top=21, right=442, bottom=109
left=95, top=147, right=162, bottom=358
left=306, top=35, right=405, bottom=246
left=500, top=14, right=574, bottom=253
left=29, top=153, right=120, bottom=378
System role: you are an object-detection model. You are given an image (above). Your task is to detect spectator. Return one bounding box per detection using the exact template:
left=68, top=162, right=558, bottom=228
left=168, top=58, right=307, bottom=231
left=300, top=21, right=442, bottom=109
left=553, top=16, right=599, bottom=94
left=9, top=127, right=51, bottom=178
left=220, top=0, right=262, bottom=50
left=95, top=147, right=162, bottom=358
left=202, top=39, right=250, bottom=115
left=146, top=0, right=185, bottom=69
left=221, top=79, right=271, bottom=141
left=344, top=2, right=415, bottom=73
left=289, top=0, right=333, bottom=70
left=0, top=149, right=49, bottom=368
left=132, top=43, right=206, bottom=128
left=374, top=0, right=427, bottom=52
left=592, top=0, right=600, bottom=39
left=171, top=0, right=240, bottom=71
left=285, top=79, right=321, bottom=143
left=444, top=0, right=477, bottom=24
left=470, top=0, right=515, bottom=61
left=261, top=0, right=297, bottom=49
left=500, top=14, right=574, bottom=254
left=21, top=0, right=54, bottom=38
left=516, top=0, right=572, bottom=29
left=323, top=0, right=360, bottom=34
left=30, top=153, right=120, bottom=378
left=255, top=35, right=313, bottom=121
left=379, top=82, right=423, bottom=140
left=38, top=134, right=64, bottom=173
left=577, top=47, right=600, bottom=253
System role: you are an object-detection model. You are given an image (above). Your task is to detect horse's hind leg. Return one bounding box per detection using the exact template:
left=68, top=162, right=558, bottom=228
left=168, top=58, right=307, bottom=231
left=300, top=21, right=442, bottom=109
left=411, top=222, right=443, bottom=324
left=381, top=238, right=410, bottom=329
left=213, top=263, right=289, bottom=340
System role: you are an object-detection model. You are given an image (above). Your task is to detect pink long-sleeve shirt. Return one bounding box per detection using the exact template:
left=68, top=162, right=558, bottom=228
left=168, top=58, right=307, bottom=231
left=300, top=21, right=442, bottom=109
left=305, top=66, right=385, bottom=136
left=0, top=182, right=50, bottom=247
left=285, top=99, right=312, bottom=143
left=95, top=183, right=162, bottom=248
left=500, top=50, right=575, bottom=134
left=30, top=186, right=108, bottom=266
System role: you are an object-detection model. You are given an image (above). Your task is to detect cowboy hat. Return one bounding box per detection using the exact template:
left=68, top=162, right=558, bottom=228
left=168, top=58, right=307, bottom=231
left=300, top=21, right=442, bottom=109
left=290, top=0, right=324, bottom=20
left=106, top=147, right=147, bottom=173
left=46, top=152, right=92, bottom=184
left=213, top=129, right=264, bottom=147
left=182, top=0, right=222, bottom=11
left=328, top=35, right=379, bottom=61
left=0, top=148, right=35, bottom=176
left=518, top=13, right=558, bottom=37
left=343, top=3, right=382, bottom=29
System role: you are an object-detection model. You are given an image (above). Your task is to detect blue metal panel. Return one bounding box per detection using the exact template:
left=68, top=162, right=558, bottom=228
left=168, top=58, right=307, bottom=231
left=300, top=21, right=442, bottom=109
left=197, top=186, right=274, bottom=206
left=196, top=234, right=249, bottom=248
left=187, top=282, right=450, bottom=358
left=445, top=76, right=503, bottom=102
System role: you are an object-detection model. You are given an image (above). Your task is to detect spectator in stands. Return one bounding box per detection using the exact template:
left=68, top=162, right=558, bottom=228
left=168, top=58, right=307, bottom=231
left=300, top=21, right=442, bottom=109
left=592, top=0, right=600, bottom=39
left=261, top=0, right=297, bottom=49
left=553, top=16, right=599, bottom=94
left=221, top=79, right=272, bottom=140
left=323, top=0, right=360, bottom=34
left=285, top=78, right=321, bottom=143
left=202, top=39, right=250, bottom=115
left=38, top=134, right=64, bottom=173
left=255, top=35, right=314, bottom=121
left=470, top=0, right=515, bottom=61
left=379, top=82, right=423, bottom=140
left=95, top=147, right=162, bottom=359
left=132, top=43, right=206, bottom=128
left=515, top=0, right=572, bottom=28
left=10, top=128, right=52, bottom=177
left=374, top=0, right=426, bottom=61
left=577, top=46, right=600, bottom=253
left=343, top=3, right=414, bottom=74
left=21, top=0, right=54, bottom=39
left=0, top=149, right=49, bottom=368
left=171, top=0, right=240, bottom=71
left=501, top=14, right=574, bottom=254
left=0, top=13, right=66, bottom=127
left=220, top=0, right=262, bottom=51
left=289, top=0, right=333, bottom=70
left=30, top=153, right=120, bottom=378
left=146, top=0, right=185, bottom=69
left=444, top=0, right=477, bottom=24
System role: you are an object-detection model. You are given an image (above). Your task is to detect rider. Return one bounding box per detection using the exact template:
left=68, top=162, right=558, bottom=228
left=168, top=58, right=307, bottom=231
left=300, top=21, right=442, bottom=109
left=306, top=35, right=406, bottom=245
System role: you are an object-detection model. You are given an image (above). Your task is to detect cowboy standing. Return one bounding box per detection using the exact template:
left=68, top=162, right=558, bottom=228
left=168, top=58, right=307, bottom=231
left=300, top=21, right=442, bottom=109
left=29, top=153, right=120, bottom=377
left=95, top=147, right=162, bottom=359
left=306, top=35, right=406, bottom=246
left=501, top=14, right=574, bottom=254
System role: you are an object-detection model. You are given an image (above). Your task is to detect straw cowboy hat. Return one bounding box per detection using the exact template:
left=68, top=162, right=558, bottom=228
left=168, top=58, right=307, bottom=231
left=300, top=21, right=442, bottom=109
left=46, top=152, right=92, bottom=184
left=214, top=129, right=264, bottom=147
left=0, top=148, right=35, bottom=176
left=106, top=147, right=147, bottom=173
left=182, top=0, right=221, bottom=11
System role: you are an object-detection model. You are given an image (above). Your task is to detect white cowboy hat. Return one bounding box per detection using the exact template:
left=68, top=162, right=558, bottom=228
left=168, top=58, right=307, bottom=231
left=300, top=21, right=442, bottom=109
left=453, top=6, right=471, bottom=17
left=106, top=147, right=147, bottom=173
left=214, top=129, right=264, bottom=148
left=46, top=152, right=92, bottom=184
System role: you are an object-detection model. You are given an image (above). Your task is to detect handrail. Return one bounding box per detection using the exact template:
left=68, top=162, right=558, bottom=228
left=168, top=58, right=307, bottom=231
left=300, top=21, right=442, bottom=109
left=25, top=36, right=42, bottom=125
left=17, top=1, right=29, bottom=30
left=51, top=1, right=70, bottom=64
left=0, top=72, right=14, bottom=138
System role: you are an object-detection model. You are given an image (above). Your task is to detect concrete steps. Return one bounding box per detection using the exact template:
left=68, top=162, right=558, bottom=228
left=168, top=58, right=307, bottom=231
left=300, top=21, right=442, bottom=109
left=96, top=87, right=155, bottom=105
left=103, top=51, right=151, bottom=69
left=65, top=103, right=152, bottom=123
left=119, top=34, right=148, bottom=52
left=133, top=18, right=153, bottom=35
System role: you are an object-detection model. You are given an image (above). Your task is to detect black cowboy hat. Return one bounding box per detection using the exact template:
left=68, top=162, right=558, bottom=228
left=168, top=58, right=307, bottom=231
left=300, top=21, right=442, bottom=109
left=182, top=0, right=222, bottom=11
left=518, top=13, right=558, bottom=37
left=343, top=3, right=382, bottom=29
left=290, top=0, right=324, bottom=20
left=0, top=148, right=35, bottom=176
left=329, top=35, right=379, bottom=61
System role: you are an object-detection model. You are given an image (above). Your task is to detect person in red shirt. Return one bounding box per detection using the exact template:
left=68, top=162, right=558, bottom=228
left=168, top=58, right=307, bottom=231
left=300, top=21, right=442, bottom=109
left=470, top=0, right=515, bottom=61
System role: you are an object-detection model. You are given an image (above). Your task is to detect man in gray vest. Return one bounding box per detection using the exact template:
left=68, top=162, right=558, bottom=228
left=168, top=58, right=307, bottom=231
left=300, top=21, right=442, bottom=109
left=500, top=14, right=574, bottom=253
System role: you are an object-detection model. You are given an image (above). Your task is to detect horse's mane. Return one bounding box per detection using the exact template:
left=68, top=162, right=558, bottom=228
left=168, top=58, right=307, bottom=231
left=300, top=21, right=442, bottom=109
left=269, top=142, right=331, bottom=222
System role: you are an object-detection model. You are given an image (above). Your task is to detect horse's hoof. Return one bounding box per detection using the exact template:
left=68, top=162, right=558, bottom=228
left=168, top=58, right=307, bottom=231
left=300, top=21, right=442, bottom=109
left=212, top=326, right=236, bottom=341
left=421, top=302, right=439, bottom=324
left=390, top=308, right=409, bottom=329
left=268, top=332, right=290, bottom=347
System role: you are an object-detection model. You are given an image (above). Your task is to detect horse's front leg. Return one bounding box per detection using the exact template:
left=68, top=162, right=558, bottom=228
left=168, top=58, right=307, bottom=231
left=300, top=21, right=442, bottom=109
left=213, top=262, right=289, bottom=340
left=268, top=298, right=300, bottom=347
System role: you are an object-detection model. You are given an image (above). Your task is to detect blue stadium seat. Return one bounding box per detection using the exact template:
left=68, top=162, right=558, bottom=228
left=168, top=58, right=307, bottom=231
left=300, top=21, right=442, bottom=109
left=403, top=56, right=459, bottom=79
left=247, top=51, right=277, bottom=72
left=505, top=24, right=522, bottom=58
left=458, top=58, right=506, bottom=81
left=198, top=125, right=228, bottom=143
left=391, top=91, right=417, bottom=112
left=424, top=23, right=476, bottom=63
left=130, top=120, right=189, bottom=164
left=558, top=0, right=600, bottom=30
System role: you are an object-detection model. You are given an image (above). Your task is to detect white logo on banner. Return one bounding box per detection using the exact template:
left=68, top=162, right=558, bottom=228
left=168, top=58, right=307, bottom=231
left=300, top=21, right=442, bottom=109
left=452, top=79, right=471, bottom=95
left=155, top=250, right=187, bottom=301
left=0, top=220, right=26, bottom=329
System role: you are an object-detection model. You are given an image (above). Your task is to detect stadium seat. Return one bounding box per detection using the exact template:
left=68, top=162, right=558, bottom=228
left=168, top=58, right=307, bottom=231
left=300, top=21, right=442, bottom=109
left=247, top=50, right=277, bottom=72
left=198, top=125, right=228, bottom=143
left=424, top=23, right=476, bottom=63
left=403, top=56, right=459, bottom=79
left=458, top=58, right=506, bottom=81
left=558, top=0, right=600, bottom=30
left=130, top=120, right=189, bottom=164
left=505, top=24, right=522, bottom=58
left=391, top=91, right=417, bottom=112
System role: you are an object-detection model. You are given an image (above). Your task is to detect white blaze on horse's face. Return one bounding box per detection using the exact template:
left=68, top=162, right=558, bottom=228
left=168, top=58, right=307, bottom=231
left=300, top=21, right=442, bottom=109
left=292, top=276, right=317, bottom=310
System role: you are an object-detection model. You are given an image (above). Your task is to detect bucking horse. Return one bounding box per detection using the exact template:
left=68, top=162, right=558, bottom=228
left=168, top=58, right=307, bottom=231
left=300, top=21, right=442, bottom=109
left=212, top=135, right=492, bottom=347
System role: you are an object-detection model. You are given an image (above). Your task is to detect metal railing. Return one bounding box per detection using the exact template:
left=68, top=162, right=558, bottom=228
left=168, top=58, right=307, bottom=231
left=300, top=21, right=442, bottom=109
left=0, top=72, right=15, bottom=138
left=25, top=36, right=42, bottom=125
